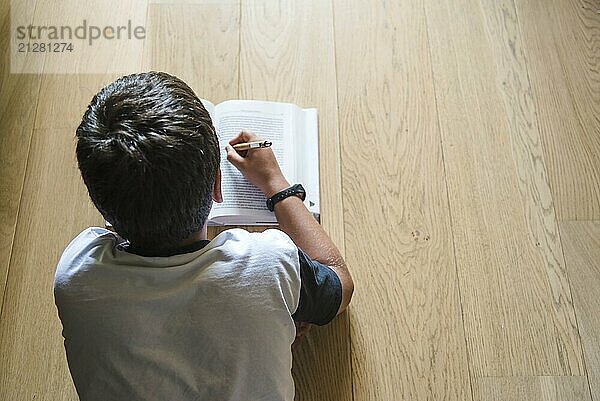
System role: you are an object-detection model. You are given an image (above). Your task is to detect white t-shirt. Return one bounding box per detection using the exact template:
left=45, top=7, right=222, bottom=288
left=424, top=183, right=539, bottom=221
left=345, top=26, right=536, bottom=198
left=54, top=227, right=301, bottom=401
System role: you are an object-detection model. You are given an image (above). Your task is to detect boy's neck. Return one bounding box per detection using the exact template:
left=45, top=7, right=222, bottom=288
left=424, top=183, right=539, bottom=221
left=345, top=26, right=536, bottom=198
left=126, top=225, right=208, bottom=257
left=177, top=225, right=208, bottom=247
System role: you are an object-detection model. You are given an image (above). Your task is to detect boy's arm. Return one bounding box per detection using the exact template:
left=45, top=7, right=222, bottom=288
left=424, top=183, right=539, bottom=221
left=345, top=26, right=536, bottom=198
left=225, top=131, right=354, bottom=316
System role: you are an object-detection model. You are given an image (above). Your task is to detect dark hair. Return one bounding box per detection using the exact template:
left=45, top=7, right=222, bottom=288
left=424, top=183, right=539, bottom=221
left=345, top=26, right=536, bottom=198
left=76, top=71, right=219, bottom=250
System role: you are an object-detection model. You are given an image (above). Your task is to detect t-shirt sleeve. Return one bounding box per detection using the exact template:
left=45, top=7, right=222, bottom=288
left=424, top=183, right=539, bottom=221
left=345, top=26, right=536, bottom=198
left=291, top=248, right=342, bottom=326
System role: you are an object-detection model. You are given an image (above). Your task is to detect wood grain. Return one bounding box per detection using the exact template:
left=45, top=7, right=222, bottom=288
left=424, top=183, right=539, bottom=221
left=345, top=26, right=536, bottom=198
left=424, top=0, right=583, bottom=377
left=0, top=1, right=41, bottom=317
left=12, top=0, right=147, bottom=75
left=142, top=1, right=240, bottom=105
left=561, top=221, right=600, bottom=400
left=8, top=0, right=47, bottom=75
left=473, top=376, right=592, bottom=401
left=334, top=1, right=472, bottom=399
left=239, top=2, right=351, bottom=400
left=515, top=0, right=600, bottom=220
left=34, top=75, right=121, bottom=131
left=0, top=125, right=103, bottom=400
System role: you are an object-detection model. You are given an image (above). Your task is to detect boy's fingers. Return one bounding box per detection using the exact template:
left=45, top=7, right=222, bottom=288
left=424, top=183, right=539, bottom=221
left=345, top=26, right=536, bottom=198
left=228, top=130, right=260, bottom=146
left=225, top=145, right=244, bottom=166
left=240, top=131, right=260, bottom=142
left=228, top=132, right=245, bottom=146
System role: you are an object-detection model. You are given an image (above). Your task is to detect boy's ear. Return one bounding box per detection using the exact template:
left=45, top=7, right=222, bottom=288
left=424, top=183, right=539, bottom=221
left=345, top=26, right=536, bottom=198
left=212, top=168, right=223, bottom=203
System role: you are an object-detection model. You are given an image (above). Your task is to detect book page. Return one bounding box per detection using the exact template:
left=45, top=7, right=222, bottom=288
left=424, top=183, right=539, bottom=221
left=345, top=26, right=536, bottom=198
left=294, top=107, right=320, bottom=216
left=209, top=100, right=297, bottom=221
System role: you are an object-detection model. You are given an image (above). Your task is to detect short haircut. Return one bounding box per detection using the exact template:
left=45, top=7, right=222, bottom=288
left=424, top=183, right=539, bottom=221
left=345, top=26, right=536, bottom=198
left=76, top=71, right=219, bottom=251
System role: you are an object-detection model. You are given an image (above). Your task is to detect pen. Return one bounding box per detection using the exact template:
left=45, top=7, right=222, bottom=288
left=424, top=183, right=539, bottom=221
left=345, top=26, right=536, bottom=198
left=232, top=141, right=272, bottom=151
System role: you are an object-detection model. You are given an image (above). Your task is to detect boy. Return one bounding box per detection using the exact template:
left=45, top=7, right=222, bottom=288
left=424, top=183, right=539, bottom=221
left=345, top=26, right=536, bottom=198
left=53, top=71, right=353, bottom=401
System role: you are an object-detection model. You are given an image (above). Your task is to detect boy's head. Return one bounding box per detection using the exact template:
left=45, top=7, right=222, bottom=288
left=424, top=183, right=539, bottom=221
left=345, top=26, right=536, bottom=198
left=76, top=71, right=220, bottom=250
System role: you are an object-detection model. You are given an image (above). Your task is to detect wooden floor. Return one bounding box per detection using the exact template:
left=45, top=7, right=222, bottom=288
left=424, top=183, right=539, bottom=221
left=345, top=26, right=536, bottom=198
left=1, top=0, right=599, bottom=400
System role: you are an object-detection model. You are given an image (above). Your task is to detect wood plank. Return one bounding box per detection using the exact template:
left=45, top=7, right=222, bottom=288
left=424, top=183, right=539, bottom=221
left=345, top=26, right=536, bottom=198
left=473, top=376, right=592, bottom=401
left=239, top=2, right=351, bottom=400
left=424, top=0, right=583, bottom=376
left=0, top=1, right=41, bottom=316
left=11, top=0, right=147, bottom=75
left=515, top=0, right=600, bottom=220
left=0, top=126, right=103, bottom=400
left=8, top=0, right=46, bottom=75
left=0, top=12, right=118, bottom=397
left=30, top=0, right=136, bottom=130
left=34, top=75, right=121, bottom=131
left=142, top=1, right=240, bottom=105
left=334, top=1, right=472, bottom=399
left=476, top=0, right=588, bottom=375
left=561, top=221, right=600, bottom=400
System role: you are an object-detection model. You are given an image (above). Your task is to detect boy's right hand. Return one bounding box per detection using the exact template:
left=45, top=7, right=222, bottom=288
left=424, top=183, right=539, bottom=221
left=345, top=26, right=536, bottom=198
left=228, top=132, right=354, bottom=318
left=225, top=131, right=290, bottom=197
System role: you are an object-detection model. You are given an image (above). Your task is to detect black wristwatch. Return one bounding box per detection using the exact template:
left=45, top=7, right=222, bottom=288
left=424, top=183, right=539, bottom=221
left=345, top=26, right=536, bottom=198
left=266, top=184, right=306, bottom=211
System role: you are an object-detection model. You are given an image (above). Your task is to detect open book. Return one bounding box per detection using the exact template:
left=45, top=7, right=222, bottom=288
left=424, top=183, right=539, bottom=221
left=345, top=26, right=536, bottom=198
left=201, top=100, right=320, bottom=225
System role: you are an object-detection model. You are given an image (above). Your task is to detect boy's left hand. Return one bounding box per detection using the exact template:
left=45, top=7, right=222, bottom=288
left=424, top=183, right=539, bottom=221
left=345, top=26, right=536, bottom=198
left=293, top=321, right=313, bottom=345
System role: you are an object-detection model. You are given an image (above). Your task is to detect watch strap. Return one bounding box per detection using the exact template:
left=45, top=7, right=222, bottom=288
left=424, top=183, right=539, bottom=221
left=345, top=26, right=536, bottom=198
left=266, top=184, right=306, bottom=211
